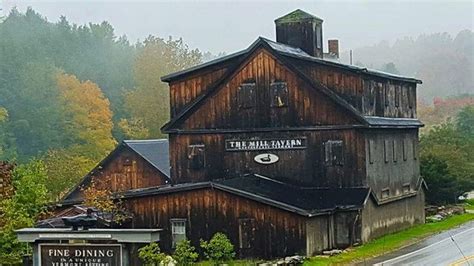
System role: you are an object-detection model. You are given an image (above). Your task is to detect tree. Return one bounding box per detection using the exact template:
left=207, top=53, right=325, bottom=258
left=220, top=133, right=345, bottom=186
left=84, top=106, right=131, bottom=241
left=200, top=232, right=235, bottom=263
left=0, top=160, right=48, bottom=263
left=81, top=176, right=128, bottom=225
left=0, top=108, right=16, bottom=160
left=138, top=242, right=169, bottom=266
left=125, top=36, right=202, bottom=137
left=420, top=106, right=474, bottom=204
left=173, top=239, right=198, bottom=265
left=42, top=149, right=95, bottom=201
left=56, top=73, right=116, bottom=161
left=118, top=118, right=150, bottom=139
left=380, top=62, right=400, bottom=75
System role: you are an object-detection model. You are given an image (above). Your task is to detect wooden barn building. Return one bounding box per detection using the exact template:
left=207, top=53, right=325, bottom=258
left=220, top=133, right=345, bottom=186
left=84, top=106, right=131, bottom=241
left=58, top=9, right=426, bottom=260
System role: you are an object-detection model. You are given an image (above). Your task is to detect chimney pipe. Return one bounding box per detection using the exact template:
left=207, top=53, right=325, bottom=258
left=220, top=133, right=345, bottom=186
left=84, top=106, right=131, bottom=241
left=275, top=9, right=324, bottom=58
left=328, top=39, right=339, bottom=58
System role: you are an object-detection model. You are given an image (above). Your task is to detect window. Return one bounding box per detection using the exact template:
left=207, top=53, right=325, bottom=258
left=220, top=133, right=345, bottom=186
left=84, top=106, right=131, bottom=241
left=324, top=140, right=344, bottom=166
left=316, top=25, right=322, bottom=49
left=270, top=82, right=288, bottom=107
left=408, top=87, right=415, bottom=109
left=368, top=139, right=375, bottom=164
left=187, top=144, right=206, bottom=169
left=238, top=218, right=255, bottom=249
left=238, top=82, right=256, bottom=109
left=381, top=188, right=390, bottom=199
left=403, top=183, right=411, bottom=194
left=171, top=219, right=186, bottom=248
left=384, top=140, right=390, bottom=163
left=402, top=139, right=407, bottom=161
left=413, top=139, right=418, bottom=160
left=122, top=156, right=132, bottom=166
left=395, top=86, right=401, bottom=107
left=384, top=84, right=390, bottom=107
left=392, top=139, right=397, bottom=163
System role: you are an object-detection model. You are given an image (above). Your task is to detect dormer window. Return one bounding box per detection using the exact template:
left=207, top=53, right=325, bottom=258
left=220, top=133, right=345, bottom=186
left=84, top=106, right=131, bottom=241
left=238, top=82, right=256, bottom=109
left=270, top=82, right=288, bottom=108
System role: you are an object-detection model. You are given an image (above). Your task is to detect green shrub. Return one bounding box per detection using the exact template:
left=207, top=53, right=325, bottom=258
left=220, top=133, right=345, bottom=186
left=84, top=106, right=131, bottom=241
left=138, top=242, right=167, bottom=266
left=200, top=232, right=235, bottom=263
left=173, top=239, right=198, bottom=265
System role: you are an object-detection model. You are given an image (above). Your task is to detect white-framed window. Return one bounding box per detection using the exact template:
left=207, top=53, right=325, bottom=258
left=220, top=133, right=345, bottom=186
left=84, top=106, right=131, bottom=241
left=171, top=219, right=186, bottom=248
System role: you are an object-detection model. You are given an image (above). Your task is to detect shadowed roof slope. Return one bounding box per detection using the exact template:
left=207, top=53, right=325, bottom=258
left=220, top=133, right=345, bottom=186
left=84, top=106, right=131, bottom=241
left=124, top=139, right=170, bottom=177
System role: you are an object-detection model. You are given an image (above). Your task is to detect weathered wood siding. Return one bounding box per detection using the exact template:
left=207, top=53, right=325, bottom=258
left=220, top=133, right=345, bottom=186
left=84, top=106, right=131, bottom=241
left=169, top=129, right=366, bottom=187
left=295, top=60, right=417, bottom=118
left=124, top=187, right=307, bottom=259
left=175, top=49, right=359, bottom=130
left=364, top=129, right=420, bottom=200
left=68, top=147, right=168, bottom=200
left=169, top=65, right=230, bottom=118
left=361, top=191, right=425, bottom=242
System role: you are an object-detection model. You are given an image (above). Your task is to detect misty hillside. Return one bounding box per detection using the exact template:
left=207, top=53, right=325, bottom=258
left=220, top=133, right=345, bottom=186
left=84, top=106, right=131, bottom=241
left=341, top=30, right=474, bottom=101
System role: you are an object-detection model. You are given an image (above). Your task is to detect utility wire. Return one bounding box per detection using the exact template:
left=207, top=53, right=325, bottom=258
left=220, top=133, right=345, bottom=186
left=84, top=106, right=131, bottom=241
left=448, top=231, right=471, bottom=266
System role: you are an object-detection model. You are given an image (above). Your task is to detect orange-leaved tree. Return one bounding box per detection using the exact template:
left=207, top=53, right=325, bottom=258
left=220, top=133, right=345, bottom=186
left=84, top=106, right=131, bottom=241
left=56, top=73, right=116, bottom=161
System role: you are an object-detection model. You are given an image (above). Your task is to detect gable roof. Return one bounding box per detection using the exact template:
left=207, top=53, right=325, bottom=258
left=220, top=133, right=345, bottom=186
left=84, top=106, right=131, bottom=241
left=161, top=37, right=423, bottom=132
left=61, top=139, right=170, bottom=202
left=61, top=174, right=370, bottom=217
left=161, top=37, right=422, bottom=84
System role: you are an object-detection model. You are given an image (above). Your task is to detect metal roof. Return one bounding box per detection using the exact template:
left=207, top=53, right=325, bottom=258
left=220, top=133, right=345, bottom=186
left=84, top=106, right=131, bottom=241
left=364, top=116, right=424, bottom=127
left=124, top=139, right=170, bottom=177
left=63, top=175, right=370, bottom=217
left=161, top=37, right=422, bottom=84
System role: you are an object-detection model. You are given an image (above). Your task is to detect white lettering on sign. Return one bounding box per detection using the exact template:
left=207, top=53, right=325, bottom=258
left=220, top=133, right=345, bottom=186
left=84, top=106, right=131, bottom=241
left=225, top=138, right=306, bottom=151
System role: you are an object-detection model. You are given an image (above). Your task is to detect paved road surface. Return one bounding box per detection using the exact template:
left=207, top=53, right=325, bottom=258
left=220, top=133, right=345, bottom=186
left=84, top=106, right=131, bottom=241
left=362, top=221, right=474, bottom=266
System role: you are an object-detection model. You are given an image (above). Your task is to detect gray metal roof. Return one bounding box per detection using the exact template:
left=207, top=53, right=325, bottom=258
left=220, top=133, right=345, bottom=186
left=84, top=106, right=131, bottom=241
left=364, top=116, right=424, bottom=127
left=124, top=139, right=170, bottom=177
left=161, top=37, right=422, bottom=84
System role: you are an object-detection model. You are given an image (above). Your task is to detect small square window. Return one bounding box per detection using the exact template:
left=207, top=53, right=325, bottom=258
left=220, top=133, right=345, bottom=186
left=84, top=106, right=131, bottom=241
left=122, top=156, right=132, bottom=166
left=381, top=188, right=390, bottom=199
left=238, top=82, right=256, bottom=109
left=171, top=219, right=186, bottom=248
left=188, top=144, right=206, bottom=169
left=270, top=82, right=289, bottom=108
left=324, top=140, right=344, bottom=166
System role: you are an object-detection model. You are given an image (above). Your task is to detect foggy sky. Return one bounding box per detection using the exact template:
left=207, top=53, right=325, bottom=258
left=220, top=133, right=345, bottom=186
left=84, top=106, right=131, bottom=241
left=2, top=0, right=473, bottom=55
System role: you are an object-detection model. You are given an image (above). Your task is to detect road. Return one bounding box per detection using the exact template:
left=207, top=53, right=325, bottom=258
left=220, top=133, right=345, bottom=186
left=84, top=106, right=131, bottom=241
left=362, top=221, right=474, bottom=266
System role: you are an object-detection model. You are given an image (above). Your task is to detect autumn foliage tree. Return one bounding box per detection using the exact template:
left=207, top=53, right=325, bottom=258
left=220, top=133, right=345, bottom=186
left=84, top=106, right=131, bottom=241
left=122, top=36, right=202, bottom=138
left=56, top=73, right=116, bottom=160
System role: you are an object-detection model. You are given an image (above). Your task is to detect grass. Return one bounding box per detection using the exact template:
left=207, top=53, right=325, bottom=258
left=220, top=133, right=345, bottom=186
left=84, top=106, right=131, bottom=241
left=465, top=200, right=474, bottom=211
left=305, top=212, right=474, bottom=266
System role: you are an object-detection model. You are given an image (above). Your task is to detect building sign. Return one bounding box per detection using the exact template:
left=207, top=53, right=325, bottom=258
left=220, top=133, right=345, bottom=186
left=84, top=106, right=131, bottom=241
left=225, top=138, right=306, bottom=151
left=254, top=153, right=279, bottom=164
left=39, top=244, right=121, bottom=266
